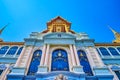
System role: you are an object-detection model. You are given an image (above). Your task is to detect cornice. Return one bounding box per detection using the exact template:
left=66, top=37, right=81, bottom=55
left=0, top=42, right=24, bottom=45
left=95, top=43, right=120, bottom=46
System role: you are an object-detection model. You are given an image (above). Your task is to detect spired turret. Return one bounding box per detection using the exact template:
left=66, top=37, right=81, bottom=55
left=109, top=27, right=120, bottom=43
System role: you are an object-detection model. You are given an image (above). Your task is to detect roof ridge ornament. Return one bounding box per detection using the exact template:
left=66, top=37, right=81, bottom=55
left=109, top=26, right=120, bottom=43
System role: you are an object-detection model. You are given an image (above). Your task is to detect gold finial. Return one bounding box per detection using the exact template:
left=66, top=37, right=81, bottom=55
left=109, top=26, right=120, bottom=43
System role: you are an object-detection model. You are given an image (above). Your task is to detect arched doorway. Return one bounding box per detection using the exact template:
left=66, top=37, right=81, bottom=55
left=77, top=50, right=93, bottom=76
left=28, top=50, right=42, bottom=75
left=51, top=49, right=69, bottom=71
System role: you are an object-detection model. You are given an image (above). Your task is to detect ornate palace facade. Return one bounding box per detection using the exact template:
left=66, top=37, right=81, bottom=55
left=0, top=16, right=120, bottom=80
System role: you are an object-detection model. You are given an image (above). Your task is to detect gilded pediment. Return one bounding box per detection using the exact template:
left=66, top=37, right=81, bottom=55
left=47, top=16, right=71, bottom=26
left=42, top=16, right=75, bottom=34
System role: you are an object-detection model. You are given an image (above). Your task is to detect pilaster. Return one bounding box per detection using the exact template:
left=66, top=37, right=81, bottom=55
left=72, top=45, right=84, bottom=74
left=44, top=44, right=50, bottom=66
left=73, top=45, right=80, bottom=66
left=69, top=45, right=76, bottom=66
left=37, top=44, right=50, bottom=73
left=40, top=44, right=46, bottom=66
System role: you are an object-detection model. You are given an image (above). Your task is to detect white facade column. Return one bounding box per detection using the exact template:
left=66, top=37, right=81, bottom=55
left=68, top=51, right=73, bottom=72
left=44, top=44, right=50, bottom=66
left=69, top=45, right=76, bottom=66
left=73, top=45, right=80, bottom=66
left=40, top=44, right=46, bottom=66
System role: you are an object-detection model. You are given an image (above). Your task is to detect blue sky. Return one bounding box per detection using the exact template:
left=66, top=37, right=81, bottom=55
left=0, top=0, right=120, bottom=42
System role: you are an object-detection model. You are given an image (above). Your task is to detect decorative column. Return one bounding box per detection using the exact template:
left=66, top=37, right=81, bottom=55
left=68, top=51, right=73, bottom=72
left=44, top=44, right=50, bottom=66
left=73, top=45, right=80, bottom=66
left=40, top=44, right=46, bottom=66
left=37, top=44, right=49, bottom=73
left=69, top=45, right=76, bottom=66
left=71, top=45, right=84, bottom=73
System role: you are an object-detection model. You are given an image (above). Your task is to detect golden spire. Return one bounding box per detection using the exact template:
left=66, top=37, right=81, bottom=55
left=109, top=27, right=117, bottom=34
left=0, top=23, right=9, bottom=42
left=109, top=26, right=120, bottom=43
left=0, top=23, right=9, bottom=35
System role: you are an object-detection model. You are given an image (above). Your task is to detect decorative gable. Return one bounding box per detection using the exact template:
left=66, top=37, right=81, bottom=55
left=42, top=16, right=75, bottom=34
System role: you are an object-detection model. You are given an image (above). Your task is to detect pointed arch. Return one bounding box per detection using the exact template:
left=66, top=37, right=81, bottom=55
left=28, top=50, right=42, bottom=75
left=51, top=49, right=69, bottom=71
left=77, top=50, right=93, bottom=76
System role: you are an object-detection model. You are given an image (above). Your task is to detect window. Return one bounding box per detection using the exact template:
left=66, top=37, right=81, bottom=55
left=114, top=71, right=120, bottom=79
left=96, top=48, right=102, bottom=56
left=99, top=47, right=110, bottom=56
left=0, top=46, right=9, bottom=55
left=7, top=46, right=18, bottom=55
left=77, top=50, right=93, bottom=76
left=51, top=49, right=69, bottom=71
left=16, top=47, right=23, bottom=55
left=0, top=70, right=3, bottom=75
left=108, top=47, right=120, bottom=56
left=28, top=50, right=42, bottom=75
left=117, top=47, right=120, bottom=53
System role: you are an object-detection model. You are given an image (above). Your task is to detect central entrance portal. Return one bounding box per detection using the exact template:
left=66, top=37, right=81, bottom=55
left=51, top=49, right=69, bottom=71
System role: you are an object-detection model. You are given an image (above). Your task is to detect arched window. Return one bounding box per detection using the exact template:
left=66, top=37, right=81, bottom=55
left=7, top=46, right=18, bottom=55
left=0, top=70, right=3, bottom=75
left=96, top=48, right=102, bottom=56
left=0, top=46, right=9, bottom=55
left=99, top=47, right=110, bottom=56
left=77, top=50, right=93, bottom=76
left=117, top=47, right=120, bottom=53
left=51, top=49, right=69, bottom=71
left=28, top=50, right=42, bottom=75
left=108, top=47, right=120, bottom=56
left=114, top=71, right=120, bottom=79
left=16, top=47, right=23, bottom=55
